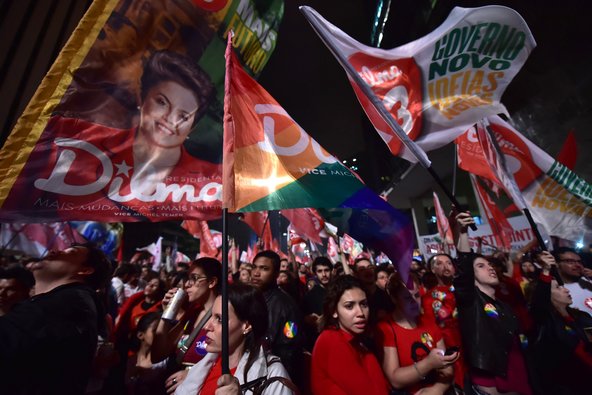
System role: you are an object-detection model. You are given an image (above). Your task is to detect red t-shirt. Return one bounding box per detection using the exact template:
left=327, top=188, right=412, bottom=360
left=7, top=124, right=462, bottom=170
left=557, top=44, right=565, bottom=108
left=311, top=328, right=389, bottom=395
left=421, top=285, right=465, bottom=387
left=376, top=317, right=442, bottom=393
left=200, top=357, right=238, bottom=395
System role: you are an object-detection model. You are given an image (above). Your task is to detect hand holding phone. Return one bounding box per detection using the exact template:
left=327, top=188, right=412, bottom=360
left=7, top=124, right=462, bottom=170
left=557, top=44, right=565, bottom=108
left=444, top=346, right=460, bottom=356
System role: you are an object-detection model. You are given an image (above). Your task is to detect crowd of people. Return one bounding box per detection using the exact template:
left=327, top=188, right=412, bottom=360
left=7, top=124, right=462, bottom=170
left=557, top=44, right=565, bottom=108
left=1, top=211, right=592, bottom=395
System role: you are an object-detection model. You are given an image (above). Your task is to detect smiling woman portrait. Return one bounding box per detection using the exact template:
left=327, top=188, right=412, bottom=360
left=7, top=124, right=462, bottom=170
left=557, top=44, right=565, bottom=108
left=132, top=51, right=214, bottom=194
left=2, top=50, right=222, bottom=221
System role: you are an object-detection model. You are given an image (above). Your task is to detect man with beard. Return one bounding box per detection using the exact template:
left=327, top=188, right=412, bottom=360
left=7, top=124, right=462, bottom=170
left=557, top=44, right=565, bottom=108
left=302, top=256, right=332, bottom=350
left=421, top=253, right=465, bottom=389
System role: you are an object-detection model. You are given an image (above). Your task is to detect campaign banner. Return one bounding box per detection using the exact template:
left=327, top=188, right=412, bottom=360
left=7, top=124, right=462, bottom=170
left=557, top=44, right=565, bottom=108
left=457, top=115, right=592, bottom=244
left=418, top=215, right=535, bottom=258
left=0, top=0, right=284, bottom=222
left=301, top=6, right=535, bottom=162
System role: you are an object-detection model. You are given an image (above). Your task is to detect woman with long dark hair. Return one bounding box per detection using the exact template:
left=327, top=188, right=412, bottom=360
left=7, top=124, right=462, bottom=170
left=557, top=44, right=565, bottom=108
left=310, top=275, right=390, bottom=395
left=453, top=212, right=532, bottom=395
left=175, top=283, right=295, bottom=394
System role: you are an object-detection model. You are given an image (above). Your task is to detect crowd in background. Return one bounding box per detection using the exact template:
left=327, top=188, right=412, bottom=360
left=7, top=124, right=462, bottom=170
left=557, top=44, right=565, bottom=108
left=1, top=211, right=592, bottom=395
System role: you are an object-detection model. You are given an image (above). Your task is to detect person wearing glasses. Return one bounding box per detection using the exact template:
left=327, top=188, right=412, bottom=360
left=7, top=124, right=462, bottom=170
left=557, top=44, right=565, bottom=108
left=152, top=257, right=222, bottom=393
left=554, top=247, right=592, bottom=315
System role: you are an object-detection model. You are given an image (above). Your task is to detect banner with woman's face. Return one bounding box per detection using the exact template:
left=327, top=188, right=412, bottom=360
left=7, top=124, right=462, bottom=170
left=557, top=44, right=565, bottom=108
left=0, top=0, right=284, bottom=222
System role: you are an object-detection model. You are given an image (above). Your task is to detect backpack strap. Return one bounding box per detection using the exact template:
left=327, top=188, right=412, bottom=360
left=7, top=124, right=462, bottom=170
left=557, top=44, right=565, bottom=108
left=175, top=308, right=212, bottom=365
left=252, top=376, right=300, bottom=395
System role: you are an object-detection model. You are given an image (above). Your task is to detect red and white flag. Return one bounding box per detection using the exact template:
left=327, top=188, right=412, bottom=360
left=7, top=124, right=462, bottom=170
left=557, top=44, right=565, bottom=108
left=341, top=234, right=355, bottom=254
left=433, top=192, right=453, bottom=244
left=470, top=174, right=513, bottom=250
left=327, top=236, right=339, bottom=263
left=456, top=115, right=592, bottom=243
left=242, top=212, right=272, bottom=250
left=281, top=208, right=325, bottom=244
left=0, top=222, right=85, bottom=258
left=301, top=5, right=535, bottom=163
left=137, top=236, right=163, bottom=271
left=182, top=220, right=220, bottom=258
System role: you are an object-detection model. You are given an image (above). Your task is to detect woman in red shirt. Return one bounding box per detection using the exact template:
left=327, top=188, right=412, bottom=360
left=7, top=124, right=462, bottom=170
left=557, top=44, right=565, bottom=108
left=377, top=273, right=458, bottom=395
left=311, top=275, right=390, bottom=395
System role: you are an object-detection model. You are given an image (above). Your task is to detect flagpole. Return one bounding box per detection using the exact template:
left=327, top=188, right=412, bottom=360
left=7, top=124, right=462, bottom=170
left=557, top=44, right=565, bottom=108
left=452, top=144, right=458, bottom=196
left=221, top=208, right=230, bottom=374
left=482, top=123, right=548, bottom=252
left=221, top=31, right=234, bottom=377
left=260, top=212, right=270, bottom=242
left=301, top=7, right=476, bottom=231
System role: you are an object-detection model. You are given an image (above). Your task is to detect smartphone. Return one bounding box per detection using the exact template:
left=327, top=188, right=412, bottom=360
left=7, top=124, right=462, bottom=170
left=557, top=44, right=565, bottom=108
left=445, top=346, right=460, bottom=356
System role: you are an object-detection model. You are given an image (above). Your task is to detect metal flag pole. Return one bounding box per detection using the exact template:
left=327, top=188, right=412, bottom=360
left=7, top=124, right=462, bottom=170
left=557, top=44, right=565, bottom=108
left=221, top=208, right=230, bottom=374
left=300, top=7, right=476, bottom=230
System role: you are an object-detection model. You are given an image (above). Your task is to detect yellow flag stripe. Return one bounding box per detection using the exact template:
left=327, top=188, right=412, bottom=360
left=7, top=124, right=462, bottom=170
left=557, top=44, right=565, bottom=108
left=0, top=0, right=119, bottom=206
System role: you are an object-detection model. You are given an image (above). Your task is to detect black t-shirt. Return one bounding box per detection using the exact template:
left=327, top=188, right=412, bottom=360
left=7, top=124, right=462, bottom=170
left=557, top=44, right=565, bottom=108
left=302, top=284, right=326, bottom=316
left=0, top=282, right=99, bottom=395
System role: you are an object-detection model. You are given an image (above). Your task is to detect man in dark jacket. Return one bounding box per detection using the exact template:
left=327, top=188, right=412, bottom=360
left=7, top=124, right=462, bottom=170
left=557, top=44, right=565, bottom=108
left=251, top=250, right=303, bottom=383
left=0, top=243, right=111, bottom=395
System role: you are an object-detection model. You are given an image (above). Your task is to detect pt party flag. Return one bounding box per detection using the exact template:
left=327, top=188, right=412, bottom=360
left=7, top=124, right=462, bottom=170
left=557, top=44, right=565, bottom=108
left=301, top=5, right=535, bottom=163
left=470, top=174, right=513, bottom=250
left=433, top=192, right=453, bottom=245
left=280, top=208, right=325, bottom=245
left=458, top=115, right=592, bottom=244
left=0, top=0, right=284, bottom=222
left=223, top=39, right=414, bottom=278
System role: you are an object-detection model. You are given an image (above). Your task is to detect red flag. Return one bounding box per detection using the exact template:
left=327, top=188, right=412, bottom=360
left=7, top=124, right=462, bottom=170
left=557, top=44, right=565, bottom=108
left=471, top=175, right=513, bottom=250
left=242, top=212, right=269, bottom=237
left=181, top=220, right=202, bottom=238
left=0, top=222, right=85, bottom=258
left=182, top=220, right=219, bottom=258
left=242, top=211, right=272, bottom=250
left=556, top=130, right=577, bottom=170
left=455, top=124, right=501, bottom=187
left=341, top=234, right=354, bottom=254
left=271, top=238, right=280, bottom=253
left=281, top=208, right=324, bottom=244
left=327, top=236, right=339, bottom=263
left=199, top=221, right=219, bottom=258
left=246, top=245, right=253, bottom=263
left=432, top=192, right=453, bottom=244
left=288, top=225, right=305, bottom=247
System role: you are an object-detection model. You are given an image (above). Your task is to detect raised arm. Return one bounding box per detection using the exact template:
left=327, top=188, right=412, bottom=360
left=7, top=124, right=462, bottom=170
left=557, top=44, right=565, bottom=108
left=452, top=212, right=477, bottom=306
left=529, top=251, right=556, bottom=323
left=151, top=288, right=186, bottom=363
